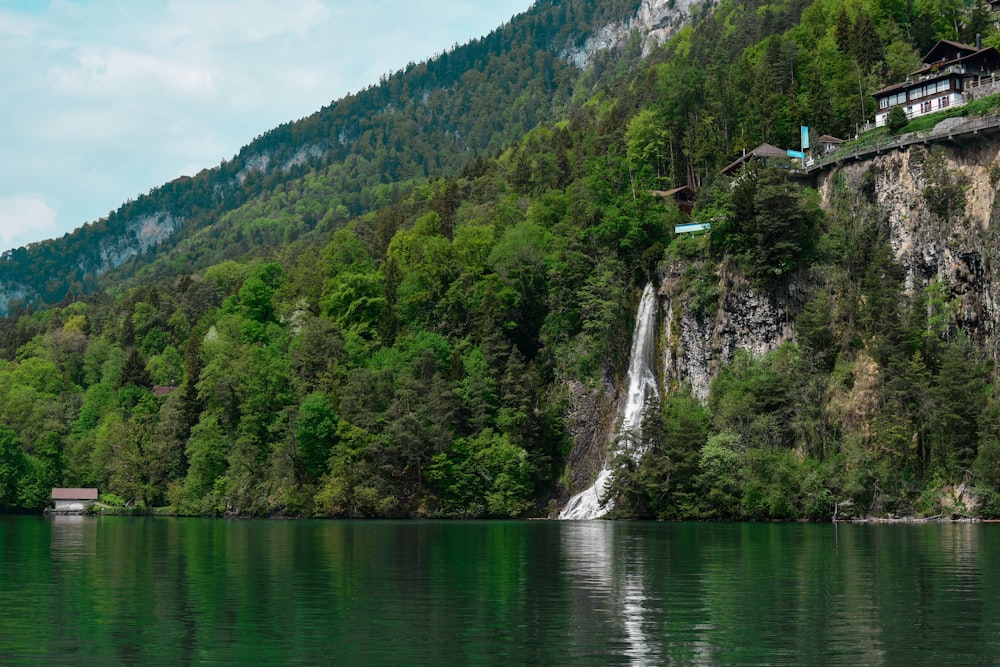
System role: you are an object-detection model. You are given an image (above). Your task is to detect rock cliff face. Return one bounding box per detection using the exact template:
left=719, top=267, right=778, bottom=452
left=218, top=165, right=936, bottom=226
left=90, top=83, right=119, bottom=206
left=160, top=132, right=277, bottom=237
left=660, top=266, right=803, bottom=401
left=561, top=267, right=801, bottom=499
left=563, top=0, right=703, bottom=68
left=559, top=375, right=621, bottom=506
left=0, top=211, right=182, bottom=313
left=817, top=139, right=1000, bottom=362
left=94, top=212, right=184, bottom=272
left=657, top=137, right=1000, bottom=401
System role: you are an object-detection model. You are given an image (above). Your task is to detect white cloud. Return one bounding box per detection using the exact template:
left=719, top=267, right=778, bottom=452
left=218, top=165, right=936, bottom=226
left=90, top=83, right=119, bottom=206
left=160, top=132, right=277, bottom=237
left=161, top=0, right=330, bottom=45
left=0, top=8, right=41, bottom=39
left=40, top=106, right=137, bottom=143
left=49, top=46, right=215, bottom=97
left=0, top=195, right=59, bottom=250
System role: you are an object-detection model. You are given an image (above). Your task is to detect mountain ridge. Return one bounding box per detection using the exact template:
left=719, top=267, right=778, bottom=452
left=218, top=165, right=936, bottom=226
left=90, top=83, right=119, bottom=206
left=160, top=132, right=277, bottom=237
left=0, top=0, right=685, bottom=315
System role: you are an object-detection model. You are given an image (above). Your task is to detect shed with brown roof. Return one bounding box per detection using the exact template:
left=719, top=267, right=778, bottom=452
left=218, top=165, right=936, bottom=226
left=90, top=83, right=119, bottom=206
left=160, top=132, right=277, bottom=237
left=51, top=488, right=99, bottom=512
left=651, top=185, right=696, bottom=214
left=721, top=143, right=790, bottom=176
left=818, top=135, right=844, bottom=154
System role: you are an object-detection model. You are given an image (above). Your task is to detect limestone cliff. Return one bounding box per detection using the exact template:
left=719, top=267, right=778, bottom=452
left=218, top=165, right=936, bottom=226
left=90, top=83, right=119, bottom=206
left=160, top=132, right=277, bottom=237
left=817, top=138, right=1000, bottom=362
left=563, top=0, right=703, bottom=68
left=560, top=373, right=621, bottom=506
left=655, top=136, right=1000, bottom=402
left=660, top=264, right=803, bottom=401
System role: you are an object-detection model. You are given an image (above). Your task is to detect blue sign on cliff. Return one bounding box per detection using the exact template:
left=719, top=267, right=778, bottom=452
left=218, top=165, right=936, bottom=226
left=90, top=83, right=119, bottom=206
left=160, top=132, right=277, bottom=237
left=675, top=222, right=711, bottom=234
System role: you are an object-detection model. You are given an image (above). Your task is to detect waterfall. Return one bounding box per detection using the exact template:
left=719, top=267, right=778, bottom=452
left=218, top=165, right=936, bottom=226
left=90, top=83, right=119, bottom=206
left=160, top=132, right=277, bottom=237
left=560, top=282, right=660, bottom=520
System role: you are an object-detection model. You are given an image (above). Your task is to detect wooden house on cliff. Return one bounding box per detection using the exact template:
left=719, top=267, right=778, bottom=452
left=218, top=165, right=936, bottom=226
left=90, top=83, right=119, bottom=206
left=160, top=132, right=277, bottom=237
left=873, top=38, right=1000, bottom=127
left=818, top=135, right=844, bottom=154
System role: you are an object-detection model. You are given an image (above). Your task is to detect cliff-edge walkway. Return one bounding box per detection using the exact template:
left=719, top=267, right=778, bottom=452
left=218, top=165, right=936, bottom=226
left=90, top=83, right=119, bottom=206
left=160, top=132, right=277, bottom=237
left=796, top=113, right=1000, bottom=175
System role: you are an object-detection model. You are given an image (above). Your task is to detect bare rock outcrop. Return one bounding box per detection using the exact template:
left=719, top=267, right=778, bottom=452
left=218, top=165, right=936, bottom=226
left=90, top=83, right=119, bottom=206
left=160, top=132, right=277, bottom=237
left=563, top=0, right=701, bottom=68
left=819, top=139, right=1000, bottom=362
left=561, top=374, right=621, bottom=499
left=661, top=265, right=801, bottom=401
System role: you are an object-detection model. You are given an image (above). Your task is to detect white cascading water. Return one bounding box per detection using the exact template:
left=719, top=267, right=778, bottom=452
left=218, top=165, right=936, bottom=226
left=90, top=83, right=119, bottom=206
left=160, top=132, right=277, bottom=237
left=560, top=282, right=660, bottom=520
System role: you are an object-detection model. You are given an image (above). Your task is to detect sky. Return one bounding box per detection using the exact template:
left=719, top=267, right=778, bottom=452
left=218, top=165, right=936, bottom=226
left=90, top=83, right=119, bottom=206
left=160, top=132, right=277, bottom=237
left=0, top=0, right=534, bottom=253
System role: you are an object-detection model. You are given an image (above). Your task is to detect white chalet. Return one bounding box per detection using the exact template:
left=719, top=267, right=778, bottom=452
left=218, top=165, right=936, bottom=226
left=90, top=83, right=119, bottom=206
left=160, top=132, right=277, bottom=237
left=873, top=39, right=1000, bottom=127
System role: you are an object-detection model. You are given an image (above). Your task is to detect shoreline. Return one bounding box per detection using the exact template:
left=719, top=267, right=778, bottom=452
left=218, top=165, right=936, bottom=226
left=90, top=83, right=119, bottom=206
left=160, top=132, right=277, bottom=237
left=30, top=507, right=1000, bottom=523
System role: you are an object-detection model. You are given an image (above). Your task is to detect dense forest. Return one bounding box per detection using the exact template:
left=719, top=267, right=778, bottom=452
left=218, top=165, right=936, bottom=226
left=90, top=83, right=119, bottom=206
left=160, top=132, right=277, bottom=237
left=2, top=0, right=1000, bottom=519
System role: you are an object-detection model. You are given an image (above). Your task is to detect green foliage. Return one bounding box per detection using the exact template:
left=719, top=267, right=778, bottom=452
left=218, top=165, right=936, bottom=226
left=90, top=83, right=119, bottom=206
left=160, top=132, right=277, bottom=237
left=886, top=105, right=908, bottom=133
left=919, top=146, right=969, bottom=222
left=238, top=263, right=284, bottom=323
left=99, top=492, right=126, bottom=508
left=146, top=346, right=183, bottom=386
left=710, top=346, right=801, bottom=450
left=625, top=108, right=671, bottom=179
left=428, top=429, right=534, bottom=518
left=698, top=431, right=743, bottom=518
left=182, top=411, right=231, bottom=513
left=973, top=398, right=1000, bottom=515
left=740, top=448, right=834, bottom=520
left=0, top=425, right=26, bottom=508
left=606, top=390, right=709, bottom=519
left=796, top=290, right=836, bottom=370
left=680, top=262, right=720, bottom=316
left=295, top=393, right=339, bottom=482
left=711, top=166, right=822, bottom=283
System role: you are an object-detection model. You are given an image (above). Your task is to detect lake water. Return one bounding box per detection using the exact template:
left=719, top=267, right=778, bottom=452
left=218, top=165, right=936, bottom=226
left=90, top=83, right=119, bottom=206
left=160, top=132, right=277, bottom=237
left=1, top=516, right=999, bottom=665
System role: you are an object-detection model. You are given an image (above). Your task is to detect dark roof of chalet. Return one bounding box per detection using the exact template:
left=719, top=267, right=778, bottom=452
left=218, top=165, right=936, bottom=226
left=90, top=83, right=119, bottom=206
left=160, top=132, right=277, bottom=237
left=51, top=488, right=99, bottom=500
left=873, top=79, right=914, bottom=97
left=651, top=185, right=696, bottom=198
left=818, top=135, right=844, bottom=143
left=923, top=39, right=980, bottom=64
left=153, top=385, right=176, bottom=397
left=873, top=59, right=971, bottom=97
left=721, top=143, right=787, bottom=176
left=912, top=45, right=1000, bottom=75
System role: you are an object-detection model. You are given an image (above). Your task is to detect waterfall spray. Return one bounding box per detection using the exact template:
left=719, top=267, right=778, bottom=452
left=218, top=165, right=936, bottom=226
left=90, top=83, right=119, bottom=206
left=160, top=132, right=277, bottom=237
left=560, top=282, right=660, bottom=520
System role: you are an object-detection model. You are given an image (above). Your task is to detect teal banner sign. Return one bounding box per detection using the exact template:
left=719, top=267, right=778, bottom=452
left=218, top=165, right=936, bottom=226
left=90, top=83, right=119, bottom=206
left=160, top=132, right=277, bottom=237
left=675, top=222, right=711, bottom=234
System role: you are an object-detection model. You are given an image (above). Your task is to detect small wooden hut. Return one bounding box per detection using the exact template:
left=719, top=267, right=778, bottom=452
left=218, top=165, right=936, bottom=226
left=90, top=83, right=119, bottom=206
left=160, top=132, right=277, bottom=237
left=651, top=185, right=697, bottom=214
left=50, top=488, right=99, bottom=513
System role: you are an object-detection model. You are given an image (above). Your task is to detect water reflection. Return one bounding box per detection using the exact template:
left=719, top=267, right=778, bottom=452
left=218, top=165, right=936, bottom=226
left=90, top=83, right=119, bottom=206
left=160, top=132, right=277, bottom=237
left=621, top=571, right=653, bottom=665
left=49, top=514, right=97, bottom=560
left=3, top=518, right=1000, bottom=665
left=562, top=521, right=655, bottom=665
left=560, top=522, right=1000, bottom=666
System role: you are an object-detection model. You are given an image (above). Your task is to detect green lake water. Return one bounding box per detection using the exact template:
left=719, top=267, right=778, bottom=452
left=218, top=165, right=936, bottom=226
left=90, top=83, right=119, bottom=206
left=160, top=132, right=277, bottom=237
left=1, top=516, right=999, bottom=665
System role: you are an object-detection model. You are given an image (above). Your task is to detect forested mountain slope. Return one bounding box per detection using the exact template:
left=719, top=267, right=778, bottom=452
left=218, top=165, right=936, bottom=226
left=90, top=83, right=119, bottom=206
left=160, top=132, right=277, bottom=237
left=3, top=0, right=1000, bottom=520
left=0, top=0, right=689, bottom=313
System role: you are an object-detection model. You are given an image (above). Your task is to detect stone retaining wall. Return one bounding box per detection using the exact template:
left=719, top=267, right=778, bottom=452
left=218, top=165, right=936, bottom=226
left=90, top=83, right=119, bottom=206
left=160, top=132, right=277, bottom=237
left=966, top=76, right=1000, bottom=101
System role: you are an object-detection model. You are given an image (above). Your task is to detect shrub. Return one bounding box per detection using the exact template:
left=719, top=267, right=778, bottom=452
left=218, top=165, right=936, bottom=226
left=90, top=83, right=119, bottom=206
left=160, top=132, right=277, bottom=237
left=886, top=106, right=908, bottom=133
